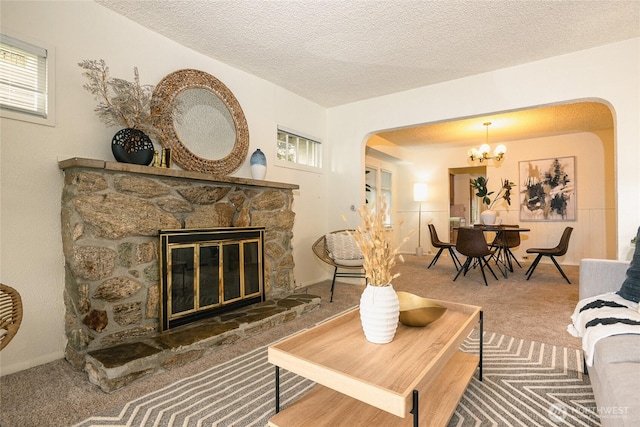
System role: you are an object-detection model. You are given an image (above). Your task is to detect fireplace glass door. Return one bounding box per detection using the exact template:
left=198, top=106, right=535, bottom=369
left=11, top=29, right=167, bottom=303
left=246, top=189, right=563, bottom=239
left=170, top=245, right=197, bottom=315
left=160, top=227, right=265, bottom=330
left=199, top=245, right=220, bottom=307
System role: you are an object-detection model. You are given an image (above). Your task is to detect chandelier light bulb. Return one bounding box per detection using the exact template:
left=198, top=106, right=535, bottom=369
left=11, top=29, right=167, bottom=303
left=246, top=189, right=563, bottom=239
left=467, top=122, right=506, bottom=163
left=494, top=144, right=507, bottom=158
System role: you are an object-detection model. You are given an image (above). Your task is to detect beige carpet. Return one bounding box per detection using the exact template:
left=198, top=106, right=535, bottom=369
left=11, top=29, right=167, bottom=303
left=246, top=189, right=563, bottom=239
left=392, top=254, right=581, bottom=349
left=74, top=331, right=595, bottom=427
left=0, top=255, right=582, bottom=427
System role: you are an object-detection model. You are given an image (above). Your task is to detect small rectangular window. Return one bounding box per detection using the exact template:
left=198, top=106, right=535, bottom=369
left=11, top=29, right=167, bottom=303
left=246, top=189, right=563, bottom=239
left=365, top=167, right=377, bottom=206
left=365, top=166, right=393, bottom=227
left=0, top=33, right=54, bottom=126
left=381, top=170, right=392, bottom=226
left=276, top=128, right=322, bottom=170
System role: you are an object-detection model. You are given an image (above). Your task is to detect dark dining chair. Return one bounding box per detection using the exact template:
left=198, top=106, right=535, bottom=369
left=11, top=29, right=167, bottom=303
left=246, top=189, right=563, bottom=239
left=490, top=224, right=522, bottom=271
left=427, top=224, right=461, bottom=271
left=453, top=227, right=498, bottom=286
left=525, top=227, right=574, bottom=284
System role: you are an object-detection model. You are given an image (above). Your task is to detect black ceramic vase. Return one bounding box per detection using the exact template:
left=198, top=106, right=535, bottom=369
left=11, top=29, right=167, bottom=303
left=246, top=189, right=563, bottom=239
left=111, top=128, right=154, bottom=165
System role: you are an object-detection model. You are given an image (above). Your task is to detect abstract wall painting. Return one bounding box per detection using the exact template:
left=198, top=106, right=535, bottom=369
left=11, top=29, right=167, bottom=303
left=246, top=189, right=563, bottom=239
left=519, top=156, right=576, bottom=221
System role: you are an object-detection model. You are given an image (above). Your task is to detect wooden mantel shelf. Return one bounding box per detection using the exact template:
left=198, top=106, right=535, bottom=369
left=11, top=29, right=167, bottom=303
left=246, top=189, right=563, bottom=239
left=58, top=157, right=300, bottom=190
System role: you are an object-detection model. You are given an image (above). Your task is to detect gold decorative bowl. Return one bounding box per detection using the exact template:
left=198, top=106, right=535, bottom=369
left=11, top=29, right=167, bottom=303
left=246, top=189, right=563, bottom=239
left=397, top=291, right=447, bottom=327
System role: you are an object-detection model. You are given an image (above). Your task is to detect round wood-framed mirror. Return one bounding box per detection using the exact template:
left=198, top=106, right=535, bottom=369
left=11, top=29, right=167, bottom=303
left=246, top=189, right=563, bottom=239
left=151, top=69, right=249, bottom=175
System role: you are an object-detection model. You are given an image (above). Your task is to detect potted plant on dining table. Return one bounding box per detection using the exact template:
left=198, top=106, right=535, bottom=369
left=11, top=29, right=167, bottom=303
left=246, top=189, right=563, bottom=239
left=470, top=177, right=515, bottom=225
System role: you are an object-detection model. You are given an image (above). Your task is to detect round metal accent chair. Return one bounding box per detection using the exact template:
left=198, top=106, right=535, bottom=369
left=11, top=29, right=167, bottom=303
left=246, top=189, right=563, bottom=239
left=453, top=227, right=498, bottom=286
left=312, top=230, right=365, bottom=302
left=525, top=227, right=574, bottom=284
left=0, top=283, right=23, bottom=351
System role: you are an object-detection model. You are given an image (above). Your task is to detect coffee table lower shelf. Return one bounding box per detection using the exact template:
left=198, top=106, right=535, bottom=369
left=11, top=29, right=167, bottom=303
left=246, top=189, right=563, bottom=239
left=268, top=351, right=479, bottom=427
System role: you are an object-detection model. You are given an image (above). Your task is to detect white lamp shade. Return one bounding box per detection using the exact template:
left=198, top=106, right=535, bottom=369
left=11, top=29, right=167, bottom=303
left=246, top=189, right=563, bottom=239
left=413, top=183, right=428, bottom=202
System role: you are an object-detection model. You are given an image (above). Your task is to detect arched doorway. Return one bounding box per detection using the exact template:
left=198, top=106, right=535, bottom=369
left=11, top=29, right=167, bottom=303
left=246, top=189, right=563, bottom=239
left=364, top=101, right=616, bottom=261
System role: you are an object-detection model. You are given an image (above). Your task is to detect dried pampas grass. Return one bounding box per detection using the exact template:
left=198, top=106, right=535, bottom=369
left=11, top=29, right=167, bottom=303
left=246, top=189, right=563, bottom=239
left=344, top=198, right=410, bottom=286
left=78, top=59, right=178, bottom=142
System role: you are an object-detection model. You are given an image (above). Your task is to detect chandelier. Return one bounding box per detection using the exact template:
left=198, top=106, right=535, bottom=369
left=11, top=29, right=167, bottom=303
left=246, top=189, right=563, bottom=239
left=468, top=122, right=506, bottom=162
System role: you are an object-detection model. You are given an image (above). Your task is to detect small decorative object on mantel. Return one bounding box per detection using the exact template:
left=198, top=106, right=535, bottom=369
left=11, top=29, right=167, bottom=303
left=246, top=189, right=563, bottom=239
left=347, top=198, right=410, bottom=344
left=78, top=59, right=176, bottom=165
left=161, top=148, right=171, bottom=168
left=470, top=176, right=514, bottom=225
left=250, top=148, right=267, bottom=180
left=153, top=148, right=172, bottom=168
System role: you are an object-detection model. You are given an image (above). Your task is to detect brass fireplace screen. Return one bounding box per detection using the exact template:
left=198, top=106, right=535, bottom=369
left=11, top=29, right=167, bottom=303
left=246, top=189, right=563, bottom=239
left=159, top=227, right=265, bottom=330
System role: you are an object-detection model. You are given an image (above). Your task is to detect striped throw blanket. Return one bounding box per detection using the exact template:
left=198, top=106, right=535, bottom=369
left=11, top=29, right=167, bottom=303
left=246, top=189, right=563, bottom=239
left=568, top=292, right=640, bottom=366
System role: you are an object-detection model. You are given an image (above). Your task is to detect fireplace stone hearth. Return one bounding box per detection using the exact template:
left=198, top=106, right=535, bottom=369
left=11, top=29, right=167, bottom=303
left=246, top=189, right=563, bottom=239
left=59, top=158, right=303, bottom=384
left=85, top=293, right=319, bottom=392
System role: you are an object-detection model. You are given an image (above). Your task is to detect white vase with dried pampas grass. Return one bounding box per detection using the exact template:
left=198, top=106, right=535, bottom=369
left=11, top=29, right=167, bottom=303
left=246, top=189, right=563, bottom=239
left=347, top=198, right=409, bottom=344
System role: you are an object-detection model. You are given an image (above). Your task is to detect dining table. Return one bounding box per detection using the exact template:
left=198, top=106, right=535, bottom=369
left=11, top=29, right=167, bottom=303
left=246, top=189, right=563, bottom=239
left=470, top=225, right=531, bottom=278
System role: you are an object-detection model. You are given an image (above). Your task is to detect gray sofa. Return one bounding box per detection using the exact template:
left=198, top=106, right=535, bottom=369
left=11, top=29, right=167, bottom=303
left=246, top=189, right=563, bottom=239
left=579, top=258, right=640, bottom=427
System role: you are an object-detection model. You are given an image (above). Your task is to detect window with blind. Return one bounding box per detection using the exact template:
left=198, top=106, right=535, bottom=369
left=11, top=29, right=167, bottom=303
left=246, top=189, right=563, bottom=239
left=0, top=33, right=54, bottom=126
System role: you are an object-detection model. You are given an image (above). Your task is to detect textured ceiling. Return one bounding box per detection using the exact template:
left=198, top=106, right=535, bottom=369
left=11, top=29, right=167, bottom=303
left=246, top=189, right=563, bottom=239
left=97, top=0, right=639, bottom=108
left=96, top=1, right=633, bottom=147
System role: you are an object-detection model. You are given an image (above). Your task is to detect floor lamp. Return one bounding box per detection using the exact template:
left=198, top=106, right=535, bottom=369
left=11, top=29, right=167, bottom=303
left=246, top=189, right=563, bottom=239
left=414, top=183, right=428, bottom=256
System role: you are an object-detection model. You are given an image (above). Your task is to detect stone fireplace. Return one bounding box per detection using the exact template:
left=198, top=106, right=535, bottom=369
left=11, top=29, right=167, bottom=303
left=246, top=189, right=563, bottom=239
left=59, top=158, right=299, bottom=370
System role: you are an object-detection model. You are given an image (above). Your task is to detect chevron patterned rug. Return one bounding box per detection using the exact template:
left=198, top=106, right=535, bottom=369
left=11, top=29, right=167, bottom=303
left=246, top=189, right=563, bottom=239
left=75, top=331, right=600, bottom=427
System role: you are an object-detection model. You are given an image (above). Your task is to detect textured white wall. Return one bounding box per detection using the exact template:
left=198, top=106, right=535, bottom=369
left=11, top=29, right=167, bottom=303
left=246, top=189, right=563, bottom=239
left=0, top=1, right=327, bottom=375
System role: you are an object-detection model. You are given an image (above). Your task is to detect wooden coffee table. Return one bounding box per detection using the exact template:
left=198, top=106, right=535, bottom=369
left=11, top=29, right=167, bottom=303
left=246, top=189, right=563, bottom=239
left=268, top=299, right=483, bottom=426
